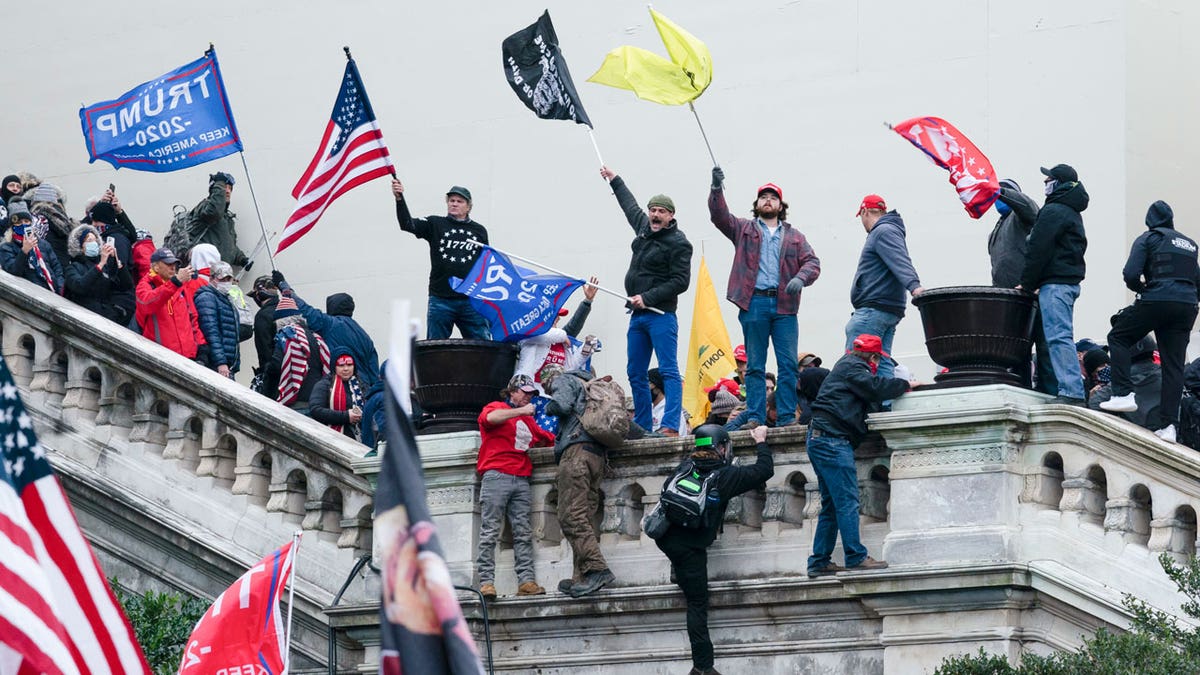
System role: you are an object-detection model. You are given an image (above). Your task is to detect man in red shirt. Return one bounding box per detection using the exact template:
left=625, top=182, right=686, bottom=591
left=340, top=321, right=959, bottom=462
left=476, top=374, right=555, bottom=599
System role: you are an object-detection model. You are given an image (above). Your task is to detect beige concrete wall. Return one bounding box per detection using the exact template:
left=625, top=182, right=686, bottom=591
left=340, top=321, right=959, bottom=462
left=4, top=0, right=1187, bottom=383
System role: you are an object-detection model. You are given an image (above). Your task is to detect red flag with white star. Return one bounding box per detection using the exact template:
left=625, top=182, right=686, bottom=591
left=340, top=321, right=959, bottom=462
left=890, top=116, right=999, bottom=219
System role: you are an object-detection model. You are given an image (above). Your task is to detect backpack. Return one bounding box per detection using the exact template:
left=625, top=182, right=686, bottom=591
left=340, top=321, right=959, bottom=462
left=1180, top=392, right=1200, bottom=450
left=163, top=204, right=209, bottom=258
left=659, top=460, right=722, bottom=530
left=579, top=377, right=629, bottom=447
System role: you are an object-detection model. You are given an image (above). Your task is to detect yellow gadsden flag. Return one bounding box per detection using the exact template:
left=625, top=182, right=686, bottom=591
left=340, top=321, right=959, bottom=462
left=587, top=9, right=712, bottom=105
left=683, top=258, right=738, bottom=424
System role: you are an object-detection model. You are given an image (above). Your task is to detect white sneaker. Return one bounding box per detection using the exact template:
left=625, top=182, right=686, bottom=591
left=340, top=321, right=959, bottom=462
left=1155, top=425, right=1177, bottom=443
left=1099, top=393, right=1138, bottom=413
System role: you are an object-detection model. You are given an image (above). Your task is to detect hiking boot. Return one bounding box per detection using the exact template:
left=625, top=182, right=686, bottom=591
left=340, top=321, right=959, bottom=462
left=557, top=578, right=576, bottom=594
left=1099, top=392, right=1137, bottom=413
left=806, top=562, right=846, bottom=578
left=738, top=419, right=763, bottom=431
left=1155, top=424, right=1178, bottom=443
left=517, top=581, right=546, bottom=596
left=846, top=556, right=889, bottom=572
left=566, top=568, right=615, bottom=598
left=479, top=583, right=497, bottom=599
left=688, top=667, right=723, bottom=675
left=660, top=427, right=680, bottom=437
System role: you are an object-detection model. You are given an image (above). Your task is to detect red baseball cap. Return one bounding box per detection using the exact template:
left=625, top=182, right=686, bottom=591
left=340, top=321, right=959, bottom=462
left=851, top=333, right=891, bottom=358
left=557, top=308, right=569, bottom=317
left=704, top=378, right=740, bottom=396
left=733, top=344, right=747, bottom=362
left=757, top=183, right=783, bottom=200
left=857, top=194, right=887, bottom=216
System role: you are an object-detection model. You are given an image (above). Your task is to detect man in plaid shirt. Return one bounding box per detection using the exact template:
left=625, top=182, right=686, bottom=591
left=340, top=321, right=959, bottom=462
left=709, top=167, right=820, bottom=429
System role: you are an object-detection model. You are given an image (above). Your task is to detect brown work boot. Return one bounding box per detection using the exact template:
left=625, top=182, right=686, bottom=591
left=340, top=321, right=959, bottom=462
left=660, top=427, right=680, bottom=437
left=846, top=556, right=889, bottom=572
left=517, top=581, right=546, bottom=596
left=479, top=582, right=497, bottom=599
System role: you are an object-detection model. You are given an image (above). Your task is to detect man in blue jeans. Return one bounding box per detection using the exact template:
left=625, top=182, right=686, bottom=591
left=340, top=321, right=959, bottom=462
left=806, top=334, right=910, bottom=577
left=844, top=194, right=924, bottom=380
left=600, top=166, right=692, bottom=436
left=392, top=179, right=492, bottom=339
left=1018, top=164, right=1089, bottom=405
left=709, top=168, right=821, bottom=429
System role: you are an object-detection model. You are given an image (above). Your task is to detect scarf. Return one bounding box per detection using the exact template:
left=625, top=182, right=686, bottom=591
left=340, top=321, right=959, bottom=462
left=12, top=235, right=57, bottom=294
left=276, top=325, right=330, bottom=407
left=328, top=374, right=364, bottom=437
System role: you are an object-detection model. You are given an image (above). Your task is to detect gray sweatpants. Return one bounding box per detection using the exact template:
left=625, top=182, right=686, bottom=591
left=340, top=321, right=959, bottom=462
left=476, top=470, right=536, bottom=584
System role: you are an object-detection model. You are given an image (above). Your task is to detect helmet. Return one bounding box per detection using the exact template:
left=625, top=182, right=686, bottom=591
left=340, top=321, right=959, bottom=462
left=692, top=424, right=732, bottom=463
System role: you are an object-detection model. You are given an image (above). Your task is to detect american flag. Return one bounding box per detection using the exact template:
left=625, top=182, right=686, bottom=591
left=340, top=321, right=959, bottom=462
left=0, top=357, right=151, bottom=674
left=276, top=58, right=394, bottom=254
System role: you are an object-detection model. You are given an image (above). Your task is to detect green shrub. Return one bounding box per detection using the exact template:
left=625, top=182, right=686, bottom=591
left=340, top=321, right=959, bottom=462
left=113, top=582, right=208, bottom=675
left=935, top=554, right=1200, bottom=675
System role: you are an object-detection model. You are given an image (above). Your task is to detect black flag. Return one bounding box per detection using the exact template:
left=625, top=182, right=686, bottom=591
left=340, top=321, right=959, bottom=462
left=501, top=10, right=593, bottom=128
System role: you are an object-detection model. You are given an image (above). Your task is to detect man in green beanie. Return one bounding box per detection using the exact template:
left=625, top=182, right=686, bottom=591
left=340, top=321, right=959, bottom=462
left=599, top=166, right=692, bottom=437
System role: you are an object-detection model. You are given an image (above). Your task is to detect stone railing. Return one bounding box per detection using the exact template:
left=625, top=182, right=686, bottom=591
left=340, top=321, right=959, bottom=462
left=0, top=273, right=375, bottom=671
left=337, top=385, right=1200, bottom=674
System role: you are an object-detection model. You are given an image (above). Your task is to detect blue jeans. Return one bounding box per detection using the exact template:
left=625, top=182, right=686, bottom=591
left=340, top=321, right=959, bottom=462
left=1038, top=284, right=1084, bottom=399
left=627, top=311, right=682, bottom=432
left=806, top=431, right=867, bottom=571
left=844, top=307, right=902, bottom=380
left=427, top=295, right=492, bottom=340
left=738, top=295, right=799, bottom=425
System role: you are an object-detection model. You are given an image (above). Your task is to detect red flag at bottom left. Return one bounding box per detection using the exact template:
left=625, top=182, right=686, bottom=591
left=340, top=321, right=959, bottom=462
left=177, top=538, right=298, bottom=675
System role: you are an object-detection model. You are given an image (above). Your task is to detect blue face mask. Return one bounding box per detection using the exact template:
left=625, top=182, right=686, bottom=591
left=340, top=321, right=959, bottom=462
left=84, top=241, right=101, bottom=258
left=994, top=200, right=1011, bottom=217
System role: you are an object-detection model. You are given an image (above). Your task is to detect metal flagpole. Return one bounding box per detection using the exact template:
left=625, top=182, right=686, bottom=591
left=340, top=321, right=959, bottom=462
left=238, top=151, right=276, bottom=271
left=586, top=128, right=605, bottom=167
left=688, top=101, right=718, bottom=167
left=284, top=530, right=302, bottom=673
left=466, top=239, right=664, bottom=315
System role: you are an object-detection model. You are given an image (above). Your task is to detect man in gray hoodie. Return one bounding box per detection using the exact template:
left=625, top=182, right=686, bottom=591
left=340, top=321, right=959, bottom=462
left=844, top=195, right=924, bottom=380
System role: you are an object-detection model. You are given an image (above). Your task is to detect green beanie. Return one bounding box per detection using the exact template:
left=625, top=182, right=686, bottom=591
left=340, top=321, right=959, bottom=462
left=647, top=194, right=675, bottom=213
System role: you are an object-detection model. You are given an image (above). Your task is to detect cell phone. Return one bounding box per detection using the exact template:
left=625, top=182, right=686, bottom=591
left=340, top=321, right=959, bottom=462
left=105, top=236, right=115, bottom=247
left=191, top=270, right=198, bottom=280
left=108, top=183, right=116, bottom=194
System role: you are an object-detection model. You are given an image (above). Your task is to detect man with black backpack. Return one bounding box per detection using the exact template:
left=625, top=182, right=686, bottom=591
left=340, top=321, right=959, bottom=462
left=186, top=172, right=249, bottom=269
left=654, top=423, right=772, bottom=675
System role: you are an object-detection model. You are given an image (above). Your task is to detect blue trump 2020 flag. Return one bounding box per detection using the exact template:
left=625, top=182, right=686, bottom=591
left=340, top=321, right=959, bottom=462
left=451, top=246, right=583, bottom=342
left=79, top=47, right=242, bottom=172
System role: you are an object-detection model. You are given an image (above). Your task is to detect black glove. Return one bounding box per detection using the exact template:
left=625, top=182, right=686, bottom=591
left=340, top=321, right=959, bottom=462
left=711, top=166, right=725, bottom=190
left=271, top=269, right=285, bottom=286
left=241, top=259, right=253, bottom=272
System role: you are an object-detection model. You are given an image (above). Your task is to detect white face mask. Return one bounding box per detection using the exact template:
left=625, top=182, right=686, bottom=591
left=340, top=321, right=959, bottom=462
left=1044, top=180, right=1058, bottom=196
left=84, top=241, right=101, bottom=257
left=215, top=281, right=234, bottom=293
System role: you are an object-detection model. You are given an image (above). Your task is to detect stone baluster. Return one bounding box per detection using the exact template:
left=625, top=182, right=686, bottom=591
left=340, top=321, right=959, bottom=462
left=29, top=336, right=66, bottom=409
left=267, top=459, right=309, bottom=521
left=1148, top=515, right=1197, bottom=563
left=128, top=385, right=168, bottom=447
left=196, top=420, right=237, bottom=485
left=1019, top=464, right=1065, bottom=508
left=94, top=365, right=134, bottom=437
left=162, top=400, right=199, bottom=465
left=338, top=493, right=374, bottom=553
left=762, top=486, right=787, bottom=523
left=1, top=320, right=36, bottom=388
left=1059, top=477, right=1105, bottom=526
left=231, top=438, right=270, bottom=501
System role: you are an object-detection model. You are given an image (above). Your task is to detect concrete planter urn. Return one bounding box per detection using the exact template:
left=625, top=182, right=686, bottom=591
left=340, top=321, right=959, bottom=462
left=911, top=286, right=1037, bottom=388
left=413, top=339, right=519, bottom=434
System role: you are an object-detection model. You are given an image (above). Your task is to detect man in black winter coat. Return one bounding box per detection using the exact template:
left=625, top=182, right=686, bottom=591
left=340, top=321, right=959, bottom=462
left=655, top=423, right=773, bottom=675
left=249, top=275, right=280, bottom=388
left=1100, top=200, right=1199, bottom=442
left=391, top=179, right=491, bottom=340
left=1019, top=164, right=1089, bottom=404
left=599, top=165, right=693, bottom=436
left=807, top=334, right=909, bottom=578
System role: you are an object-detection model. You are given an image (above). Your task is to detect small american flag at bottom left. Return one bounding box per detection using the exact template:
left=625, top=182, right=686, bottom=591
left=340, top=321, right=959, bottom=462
left=0, top=355, right=151, bottom=674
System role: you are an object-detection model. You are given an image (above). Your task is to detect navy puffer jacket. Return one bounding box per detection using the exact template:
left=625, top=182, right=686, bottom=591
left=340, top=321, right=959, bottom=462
left=194, top=284, right=242, bottom=372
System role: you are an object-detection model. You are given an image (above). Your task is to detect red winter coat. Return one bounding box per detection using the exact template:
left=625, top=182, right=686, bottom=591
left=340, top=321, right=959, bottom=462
left=136, top=272, right=201, bottom=359
left=130, top=239, right=155, bottom=288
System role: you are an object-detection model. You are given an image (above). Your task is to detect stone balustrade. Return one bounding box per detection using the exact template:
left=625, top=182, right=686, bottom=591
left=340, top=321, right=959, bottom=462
left=0, top=274, right=375, bottom=671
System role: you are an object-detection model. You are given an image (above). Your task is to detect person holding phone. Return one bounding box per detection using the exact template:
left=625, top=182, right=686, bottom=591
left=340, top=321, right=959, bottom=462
left=135, top=247, right=200, bottom=360
left=63, top=222, right=134, bottom=325
left=0, top=200, right=64, bottom=295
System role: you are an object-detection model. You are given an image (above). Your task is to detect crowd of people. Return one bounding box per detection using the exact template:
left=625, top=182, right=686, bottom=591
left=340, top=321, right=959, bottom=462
left=0, top=171, right=385, bottom=448
left=4, top=160, right=1197, bottom=675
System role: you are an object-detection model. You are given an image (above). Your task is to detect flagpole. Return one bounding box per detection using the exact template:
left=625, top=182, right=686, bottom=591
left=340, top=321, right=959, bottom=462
left=238, top=151, right=276, bottom=271
left=585, top=128, right=605, bottom=167
left=466, top=239, right=664, bottom=315
left=688, top=101, right=718, bottom=167
left=284, top=530, right=301, bottom=673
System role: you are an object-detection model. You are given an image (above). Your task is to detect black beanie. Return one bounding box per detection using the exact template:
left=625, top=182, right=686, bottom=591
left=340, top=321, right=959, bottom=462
left=0, top=175, right=20, bottom=202
left=89, top=201, right=117, bottom=226
left=1083, top=348, right=1109, bottom=375
left=1145, top=200, right=1174, bottom=229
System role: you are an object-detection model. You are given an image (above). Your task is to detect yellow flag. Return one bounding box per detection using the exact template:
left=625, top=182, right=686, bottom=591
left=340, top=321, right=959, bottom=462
left=650, top=8, right=713, bottom=96
left=587, top=46, right=701, bottom=106
left=684, top=258, right=738, bottom=424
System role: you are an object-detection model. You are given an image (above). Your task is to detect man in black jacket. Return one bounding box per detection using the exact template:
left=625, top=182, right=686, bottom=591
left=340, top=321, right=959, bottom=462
left=392, top=179, right=491, bottom=340
left=656, top=423, right=773, bottom=675
left=249, top=274, right=280, bottom=395
left=599, top=166, right=693, bottom=436
left=1100, top=201, right=1199, bottom=442
left=807, top=334, right=909, bottom=578
left=1019, top=164, right=1089, bottom=404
